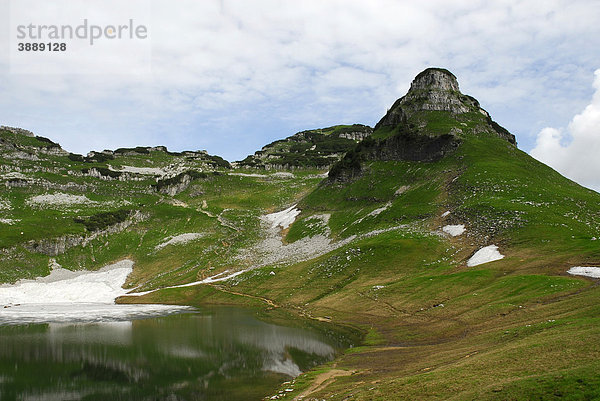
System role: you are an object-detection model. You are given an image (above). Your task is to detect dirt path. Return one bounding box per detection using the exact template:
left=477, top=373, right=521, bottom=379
left=211, top=285, right=279, bottom=308
left=293, top=368, right=355, bottom=400
left=198, top=205, right=239, bottom=231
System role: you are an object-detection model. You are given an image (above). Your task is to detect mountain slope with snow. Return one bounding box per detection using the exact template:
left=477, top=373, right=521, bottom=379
left=1, top=68, right=600, bottom=400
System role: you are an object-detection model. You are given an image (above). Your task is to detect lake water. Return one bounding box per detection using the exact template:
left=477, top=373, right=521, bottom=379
left=0, top=307, right=355, bottom=401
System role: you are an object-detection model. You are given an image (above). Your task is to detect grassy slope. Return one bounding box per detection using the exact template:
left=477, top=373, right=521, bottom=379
left=213, top=116, right=600, bottom=399
left=2, top=117, right=600, bottom=400
left=238, top=124, right=372, bottom=168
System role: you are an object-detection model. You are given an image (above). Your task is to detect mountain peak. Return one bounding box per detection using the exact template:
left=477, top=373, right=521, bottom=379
left=374, top=67, right=515, bottom=145
left=410, top=67, right=460, bottom=92
left=375, top=67, right=480, bottom=130
left=402, top=67, right=477, bottom=116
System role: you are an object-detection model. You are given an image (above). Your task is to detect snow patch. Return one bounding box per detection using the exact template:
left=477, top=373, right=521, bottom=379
left=262, top=205, right=301, bottom=230
left=467, top=245, right=505, bottom=267
left=0, top=259, right=189, bottom=324
left=367, top=202, right=392, bottom=218
left=235, top=208, right=354, bottom=271
left=0, top=260, right=135, bottom=304
left=27, top=192, right=95, bottom=207
left=155, top=233, right=204, bottom=250
left=441, top=211, right=451, bottom=217
left=0, top=218, right=19, bottom=225
left=128, top=268, right=253, bottom=297
left=567, top=266, right=600, bottom=278
left=442, top=224, right=465, bottom=236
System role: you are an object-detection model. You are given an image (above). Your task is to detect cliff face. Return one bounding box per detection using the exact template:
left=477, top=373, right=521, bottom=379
left=23, top=211, right=148, bottom=256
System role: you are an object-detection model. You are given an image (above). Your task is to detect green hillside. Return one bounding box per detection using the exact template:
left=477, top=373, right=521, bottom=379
left=1, top=69, right=599, bottom=400
left=237, top=124, right=373, bottom=169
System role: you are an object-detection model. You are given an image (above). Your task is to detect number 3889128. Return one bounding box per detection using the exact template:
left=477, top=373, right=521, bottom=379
left=18, top=43, right=66, bottom=51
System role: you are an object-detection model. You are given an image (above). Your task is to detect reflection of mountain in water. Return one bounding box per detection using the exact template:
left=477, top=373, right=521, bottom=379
left=237, top=321, right=335, bottom=376
left=0, top=307, right=351, bottom=401
left=136, top=309, right=336, bottom=378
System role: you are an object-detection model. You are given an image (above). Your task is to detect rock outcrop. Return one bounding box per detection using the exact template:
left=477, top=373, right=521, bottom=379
left=329, top=68, right=518, bottom=182
left=238, top=124, right=373, bottom=169
left=0, top=126, right=35, bottom=137
left=157, top=173, right=193, bottom=196
left=24, top=211, right=148, bottom=256
left=375, top=68, right=516, bottom=145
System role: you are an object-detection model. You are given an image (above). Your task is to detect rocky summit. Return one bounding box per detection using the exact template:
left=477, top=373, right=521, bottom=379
left=1, top=68, right=599, bottom=400
left=375, top=67, right=516, bottom=145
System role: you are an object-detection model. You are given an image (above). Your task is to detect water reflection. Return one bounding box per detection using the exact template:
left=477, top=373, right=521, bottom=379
left=0, top=303, right=191, bottom=325
left=0, top=307, right=353, bottom=401
left=48, top=321, right=133, bottom=345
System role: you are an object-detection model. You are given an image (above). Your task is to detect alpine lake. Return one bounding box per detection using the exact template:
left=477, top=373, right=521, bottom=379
left=0, top=306, right=358, bottom=400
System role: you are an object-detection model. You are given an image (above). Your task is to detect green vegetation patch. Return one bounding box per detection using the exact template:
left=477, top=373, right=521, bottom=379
left=153, top=170, right=208, bottom=192
left=74, top=209, right=132, bottom=232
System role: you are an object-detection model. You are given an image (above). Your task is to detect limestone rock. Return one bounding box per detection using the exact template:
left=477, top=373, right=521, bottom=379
left=0, top=126, right=34, bottom=137
left=375, top=68, right=516, bottom=145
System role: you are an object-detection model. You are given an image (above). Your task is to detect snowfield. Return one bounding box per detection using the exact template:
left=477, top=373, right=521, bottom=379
left=0, top=261, right=136, bottom=304
left=467, top=245, right=505, bottom=267
left=442, top=224, right=465, bottom=236
left=155, top=233, right=204, bottom=250
left=567, top=266, right=600, bottom=278
left=0, top=260, right=190, bottom=324
left=262, top=205, right=301, bottom=230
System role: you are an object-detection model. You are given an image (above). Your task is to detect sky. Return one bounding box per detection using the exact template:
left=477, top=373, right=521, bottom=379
left=1, top=0, right=600, bottom=191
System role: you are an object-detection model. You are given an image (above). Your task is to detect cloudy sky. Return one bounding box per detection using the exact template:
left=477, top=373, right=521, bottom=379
left=1, top=0, right=599, bottom=190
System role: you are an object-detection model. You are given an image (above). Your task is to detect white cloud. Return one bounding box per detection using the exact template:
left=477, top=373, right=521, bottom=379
left=1, top=0, right=600, bottom=163
left=530, top=70, right=600, bottom=191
